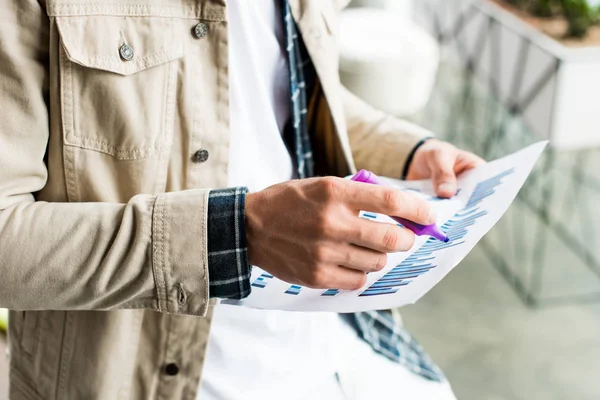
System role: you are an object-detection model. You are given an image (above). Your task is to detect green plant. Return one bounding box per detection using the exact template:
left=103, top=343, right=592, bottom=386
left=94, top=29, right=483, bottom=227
left=532, top=0, right=562, bottom=17
left=504, top=0, right=600, bottom=38
left=562, top=0, right=600, bottom=37
left=506, top=0, right=560, bottom=15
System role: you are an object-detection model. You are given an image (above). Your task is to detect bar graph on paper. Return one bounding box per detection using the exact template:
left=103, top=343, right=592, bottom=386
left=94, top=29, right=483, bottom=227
left=357, top=168, right=513, bottom=298
left=225, top=142, right=547, bottom=312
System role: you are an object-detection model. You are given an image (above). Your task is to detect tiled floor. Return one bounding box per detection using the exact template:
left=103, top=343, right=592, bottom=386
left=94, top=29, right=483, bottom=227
left=401, top=246, right=600, bottom=400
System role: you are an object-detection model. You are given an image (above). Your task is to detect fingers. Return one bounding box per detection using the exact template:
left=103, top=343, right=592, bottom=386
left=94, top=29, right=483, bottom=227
left=301, top=262, right=368, bottom=290
left=427, top=150, right=458, bottom=198
left=296, top=255, right=367, bottom=290
left=346, top=218, right=417, bottom=253
left=454, top=151, right=486, bottom=175
left=335, top=244, right=388, bottom=273
left=331, top=267, right=368, bottom=290
left=344, top=180, right=436, bottom=225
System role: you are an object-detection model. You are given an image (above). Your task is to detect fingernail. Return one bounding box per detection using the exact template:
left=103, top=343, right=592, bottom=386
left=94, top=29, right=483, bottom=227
left=427, top=207, right=437, bottom=224
left=438, top=183, right=456, bottom=195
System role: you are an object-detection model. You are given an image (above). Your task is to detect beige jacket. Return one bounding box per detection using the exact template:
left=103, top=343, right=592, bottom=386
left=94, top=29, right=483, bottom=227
left=0, top=0, right=430, bottom=398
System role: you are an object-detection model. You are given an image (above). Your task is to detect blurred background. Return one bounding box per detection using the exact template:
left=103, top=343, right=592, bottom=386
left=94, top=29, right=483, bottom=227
left=2, top=0, right=600, bottom=399
left=342, top=0, right=600, bottom=399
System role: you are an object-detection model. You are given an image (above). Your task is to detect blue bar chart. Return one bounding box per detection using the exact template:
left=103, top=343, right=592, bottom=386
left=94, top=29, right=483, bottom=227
left=251, top=273, right=274, bottom=289
left=224, top=142, right=547, bottom=311
left=359, top=168, right=515, bottom=297
left=254, top=168, right=516, bottom=297
left=285, top=285, right=302, bottom=295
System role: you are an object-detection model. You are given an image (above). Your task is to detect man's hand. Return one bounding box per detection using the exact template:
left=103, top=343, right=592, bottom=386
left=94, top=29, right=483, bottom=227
left=406, top=139, right=485, bottom=198
left=245, top=177, right=435, bottom=290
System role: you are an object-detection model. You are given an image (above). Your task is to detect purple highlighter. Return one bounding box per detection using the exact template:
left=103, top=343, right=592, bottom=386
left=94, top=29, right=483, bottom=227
left=350, top=169, right=449, bottom=243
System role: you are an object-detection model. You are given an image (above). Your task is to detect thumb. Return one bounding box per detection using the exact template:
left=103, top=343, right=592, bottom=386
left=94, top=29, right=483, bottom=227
left=429, top=152, right=458, bottom=198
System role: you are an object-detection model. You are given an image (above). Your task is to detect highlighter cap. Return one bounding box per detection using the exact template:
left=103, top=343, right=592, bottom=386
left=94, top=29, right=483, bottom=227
left=350, top=169, right=387, bottom=186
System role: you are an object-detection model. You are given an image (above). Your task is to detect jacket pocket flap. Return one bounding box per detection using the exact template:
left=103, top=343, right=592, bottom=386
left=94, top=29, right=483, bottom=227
left=56, top=16, right=184, bottom=76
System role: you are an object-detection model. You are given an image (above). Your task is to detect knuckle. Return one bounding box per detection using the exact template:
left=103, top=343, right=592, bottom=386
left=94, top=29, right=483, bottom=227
left=303, top=267, right=320, bottom=288
left=319, top=177, right=340, bottom=199
left=343, top=250, right=353, bottom=266
left=440, top=170, right=455, bottom=180
left=404, top=194, right=428, bottom=221
left=307, top=266, right=329, bottom=288
left=313, top=245, right=329, bottom=263
left=349, top=221, right=365, bottom=243
left=398, top=230, right=416, bottom=251
left=416, top=199, right=430, bottom=220
left=382, top=189, right=400, bottom=211
left=382, top=227, right=400, bottom=252
left=351, top=274, right=367, bottom=290
left=374, top=253, right=387, bottom=271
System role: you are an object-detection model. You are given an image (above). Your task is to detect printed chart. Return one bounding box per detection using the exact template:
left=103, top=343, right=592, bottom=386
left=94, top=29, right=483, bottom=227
left=224, top=142, right=547, bottom=312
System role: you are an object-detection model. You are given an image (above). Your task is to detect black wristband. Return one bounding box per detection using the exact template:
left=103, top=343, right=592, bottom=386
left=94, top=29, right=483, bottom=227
left=401, top=137, right=434, bottom=180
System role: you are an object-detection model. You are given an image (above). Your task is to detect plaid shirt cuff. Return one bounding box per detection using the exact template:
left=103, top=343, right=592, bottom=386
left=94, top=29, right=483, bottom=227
left=207, top=187, right=252, bottom=299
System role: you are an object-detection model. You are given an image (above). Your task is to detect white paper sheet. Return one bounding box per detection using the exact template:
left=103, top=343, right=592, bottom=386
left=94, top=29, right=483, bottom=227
left=223, top=142, right=547, bottom=312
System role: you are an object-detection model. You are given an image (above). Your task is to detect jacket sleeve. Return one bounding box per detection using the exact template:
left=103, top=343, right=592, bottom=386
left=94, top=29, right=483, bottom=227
left=341, top=86, right=434, bottom=178
left=0, top=0, right=247, bottom=316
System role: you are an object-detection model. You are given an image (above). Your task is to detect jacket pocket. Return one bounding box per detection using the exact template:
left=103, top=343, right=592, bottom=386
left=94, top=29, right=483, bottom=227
left=56, top=15, right=184, bottom=160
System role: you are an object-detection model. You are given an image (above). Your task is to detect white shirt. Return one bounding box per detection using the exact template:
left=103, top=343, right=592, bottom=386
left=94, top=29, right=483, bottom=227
left=198, top=1, right=341, bottom=399
left=225, top=0, right=293, bottom=192
left=198, top=2, right=456, bottom=400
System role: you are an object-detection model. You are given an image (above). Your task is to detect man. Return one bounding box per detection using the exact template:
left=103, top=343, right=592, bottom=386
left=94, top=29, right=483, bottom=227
left=0, top=0, right=482, bottom=399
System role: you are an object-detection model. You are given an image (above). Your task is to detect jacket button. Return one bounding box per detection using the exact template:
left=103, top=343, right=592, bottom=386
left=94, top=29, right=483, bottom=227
left=192, top=149, right=209, bottom=163
left=119, top=44, right=134, bottom=61
left=165, top=363, right=179, bottom=376
left=193, top=23, right=209, bottom=39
